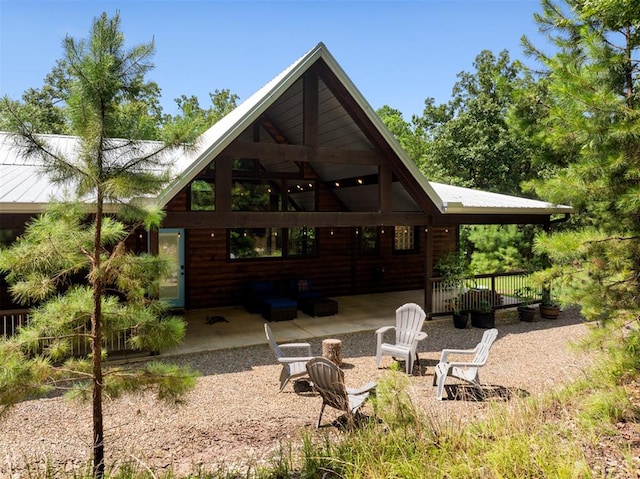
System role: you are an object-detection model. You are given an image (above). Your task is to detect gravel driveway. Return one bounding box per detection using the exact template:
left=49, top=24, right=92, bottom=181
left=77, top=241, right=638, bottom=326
left=0, top=307, right=597, bottom=477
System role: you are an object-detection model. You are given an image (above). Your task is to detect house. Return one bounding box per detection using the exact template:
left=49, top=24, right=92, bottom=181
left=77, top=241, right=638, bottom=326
left=0, top=43, right=572, bottom=316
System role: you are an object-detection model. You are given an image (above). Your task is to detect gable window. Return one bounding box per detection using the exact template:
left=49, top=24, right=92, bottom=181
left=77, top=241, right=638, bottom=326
left=287, top=181, right=315, bottom=211
left=232, top=157, right=256, bottom=171
left=232, top=180, right=280, bottom=211
left=190, top=180, right=215, bottom=211
left=359, top=226, right=379, bottom=255
left=394, top=225, right=417, bottom=252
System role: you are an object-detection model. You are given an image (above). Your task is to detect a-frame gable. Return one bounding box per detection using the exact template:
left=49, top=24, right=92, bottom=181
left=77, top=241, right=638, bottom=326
left=157, top=43, right=442, bottom=218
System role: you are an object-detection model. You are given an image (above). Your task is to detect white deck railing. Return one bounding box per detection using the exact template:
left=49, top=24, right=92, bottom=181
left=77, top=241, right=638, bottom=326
left=428, top=271, right=542, bottom=316
left=1, top=309, right=135, bottom=357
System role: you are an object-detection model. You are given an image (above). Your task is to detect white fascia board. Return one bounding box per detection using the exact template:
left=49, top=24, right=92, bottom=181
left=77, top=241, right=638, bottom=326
left=442, top=204, right=574, bottom=215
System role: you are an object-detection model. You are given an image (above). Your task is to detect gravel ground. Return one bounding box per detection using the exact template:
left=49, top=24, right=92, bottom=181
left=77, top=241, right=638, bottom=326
left=0, top=308, right=601, bottom=477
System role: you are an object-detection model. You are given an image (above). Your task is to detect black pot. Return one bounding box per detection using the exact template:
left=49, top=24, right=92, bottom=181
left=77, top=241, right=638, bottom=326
left=453, top=312, right=468, bottom=329
left=518, top=306, right=536, bottom=322
left=471, top=311, right=495, bottom=328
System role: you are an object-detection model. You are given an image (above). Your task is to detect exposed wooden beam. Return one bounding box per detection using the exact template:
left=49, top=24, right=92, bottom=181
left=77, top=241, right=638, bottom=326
left=215, top=157, right=232, bottom=212
left=221, top=141, right=383, bottom=165
left=379, top=165, right=392, bottom=213
left=303, top=71, right=319, bottom=147
left=260, top=114, right=291, bottom=144
left=161, top=211, right=430, bottom=229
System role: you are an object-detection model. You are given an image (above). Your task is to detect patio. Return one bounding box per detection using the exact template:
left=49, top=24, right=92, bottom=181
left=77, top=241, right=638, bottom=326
left=159, top=289, right=432, bottom=358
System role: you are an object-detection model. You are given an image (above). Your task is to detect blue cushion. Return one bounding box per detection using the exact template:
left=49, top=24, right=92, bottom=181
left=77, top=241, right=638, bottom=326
left=264, top=297, right=297, bottom=308
left=298, top=290, right=322, bottom=299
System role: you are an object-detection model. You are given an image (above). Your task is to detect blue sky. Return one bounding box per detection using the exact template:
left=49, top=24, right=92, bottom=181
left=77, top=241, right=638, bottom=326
left=1, top=1, right=549, bottom=120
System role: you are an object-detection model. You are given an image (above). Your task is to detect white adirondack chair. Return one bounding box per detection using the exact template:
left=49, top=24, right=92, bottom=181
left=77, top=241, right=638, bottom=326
left=305, top=357, right=377, bottom=428
left=375, top=302, right=427, bottom=375
left=264, top=323, right=314, bottom=392
left=433, top=328, right=499, bottom=400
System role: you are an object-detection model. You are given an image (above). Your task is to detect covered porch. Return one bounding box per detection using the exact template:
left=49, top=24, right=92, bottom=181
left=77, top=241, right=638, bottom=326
left=158, top=289, right=429, bottom=358
left=1, top=269, right=542, bottom=358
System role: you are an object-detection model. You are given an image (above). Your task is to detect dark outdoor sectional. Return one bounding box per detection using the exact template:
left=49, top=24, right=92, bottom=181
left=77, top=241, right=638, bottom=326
left=244, top=279, right=337, bottom=321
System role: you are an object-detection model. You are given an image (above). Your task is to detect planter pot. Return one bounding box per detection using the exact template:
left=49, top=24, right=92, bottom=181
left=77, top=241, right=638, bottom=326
left=540, top=304, right=561, bottom=320
left=471, top=310, right=495, bottom=328
left=518, top=306, right=536, bottom=322
left=453, top=312, right=469, bottom=329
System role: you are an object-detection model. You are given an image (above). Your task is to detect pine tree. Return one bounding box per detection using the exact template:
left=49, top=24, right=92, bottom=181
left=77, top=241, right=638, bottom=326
left=0, top=12, right=199, bottom=478
left=521, top=0, right=640, bottom=328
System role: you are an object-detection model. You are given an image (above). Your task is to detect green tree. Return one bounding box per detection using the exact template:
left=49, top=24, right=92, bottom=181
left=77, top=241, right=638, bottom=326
left=0, top=12, right=200, bottom=478
left=0, top=60, right=71, bottom=134
left=1, top=51, right=238, bottom=140
left=416, top=50, right=534, bottom=195
left=376, top=105, right=451, bottom=181
left=522, top=0, right=640, bottom=332
left=163, top=89, right=239, bottom=139
left=466, top=224, right=543, bottom=273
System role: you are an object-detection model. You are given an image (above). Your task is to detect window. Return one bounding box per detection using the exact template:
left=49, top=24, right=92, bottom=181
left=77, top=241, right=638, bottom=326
left=231, top=180, right=280, bottom=211
left=232, top=158, right=255, bottom=170
left=394, top=225, right=417, bottom=252
left=359, top=226, right=379, bottom=255
left=229, top=228, right=282, bottom=259
left=287, top=181, right=315, bottom=211
left=228, top=227, right=316, bottom=260
left=190, top=180, right=215, bottom=211
left=288, top=227, right=316, bottom=256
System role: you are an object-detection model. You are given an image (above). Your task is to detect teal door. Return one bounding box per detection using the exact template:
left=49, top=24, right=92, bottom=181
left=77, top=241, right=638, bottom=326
left=158, top=228, right=185, bottom=308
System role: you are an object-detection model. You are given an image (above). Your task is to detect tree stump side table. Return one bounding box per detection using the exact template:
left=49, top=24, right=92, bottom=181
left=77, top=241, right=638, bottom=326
left=322, top=338, right=343, bottom=366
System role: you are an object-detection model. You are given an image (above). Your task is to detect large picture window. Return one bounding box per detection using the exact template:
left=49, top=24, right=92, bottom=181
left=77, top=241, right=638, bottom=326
left=229, top=228, right=282, bottom=259
left=228, top=227, right=316, bottom=260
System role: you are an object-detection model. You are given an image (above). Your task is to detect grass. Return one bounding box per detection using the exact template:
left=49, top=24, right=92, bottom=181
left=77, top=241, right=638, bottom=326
left=297, top=374, right=595, bottom=479
left=7, top=324, right=640, bottom=478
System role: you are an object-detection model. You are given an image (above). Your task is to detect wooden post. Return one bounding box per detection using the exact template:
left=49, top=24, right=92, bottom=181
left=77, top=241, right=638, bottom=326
left=322, top=338, right=343, bottom=366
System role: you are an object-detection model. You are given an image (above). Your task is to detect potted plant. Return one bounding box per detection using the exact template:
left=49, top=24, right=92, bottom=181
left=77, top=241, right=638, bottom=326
left=471, top=300, right=495, bottom=328
left=515, top=286, right=536, bottom=322
left=436, top=252, right=470, bottom=329
left=451, top=301, right=470, bottom=329
left=540, top=289, right=561, bottom=319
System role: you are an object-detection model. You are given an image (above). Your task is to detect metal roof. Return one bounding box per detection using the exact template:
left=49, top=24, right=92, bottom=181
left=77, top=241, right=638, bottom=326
left=0, top=42, right=573, bottom=217
left=430, top=182, right=573, bottom=215
left=0, top=132, right=186, bottom=213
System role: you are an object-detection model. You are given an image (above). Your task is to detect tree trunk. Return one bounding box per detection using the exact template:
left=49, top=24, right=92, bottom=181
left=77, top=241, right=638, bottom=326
left=92, top=193, right=105, bottom=479
left=322, top=338, right=343, bottom=366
